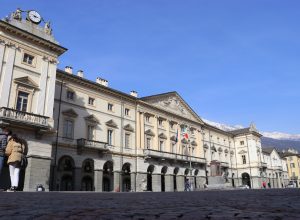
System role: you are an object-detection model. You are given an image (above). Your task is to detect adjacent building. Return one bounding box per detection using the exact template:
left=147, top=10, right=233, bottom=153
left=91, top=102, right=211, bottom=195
left=0, top=9, right=289, bottom=191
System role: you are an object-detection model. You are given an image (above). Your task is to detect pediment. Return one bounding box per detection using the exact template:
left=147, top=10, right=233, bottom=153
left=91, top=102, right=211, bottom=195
left=191, top=140, right=197, bottom=146
left=62, top=109, right=78, bottom=118
left=106, top=120, right=118, bottom=128
left=218, top=147, right=223, bottom=152
left=14, top=76, right=39, bottom=89
left=124, top=124, right=134, bottom=132
left=238, top=150, right=247, bottom=154
left=84, top=114, right=99, bottom=124
left=145, top=129, right=155, bottom=136
left=141, top=92, right=204, bottom=123
left=158, top=133, right=167, bottom=139
left=211, top=145, right=217, bottom=152
left=170, top=135, right=177, bottom=141
left=224, top=149, right=229, bottom=154
left=203, top=144, right=209, bottom=149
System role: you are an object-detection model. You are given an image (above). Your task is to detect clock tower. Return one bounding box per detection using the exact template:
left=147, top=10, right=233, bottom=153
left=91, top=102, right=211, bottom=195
left=0, top=8, right=67, bottom=191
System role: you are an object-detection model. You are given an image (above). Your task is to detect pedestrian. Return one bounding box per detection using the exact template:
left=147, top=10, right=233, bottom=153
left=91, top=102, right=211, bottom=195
left=268, top=182, right=271, bottom=188
left=5, top=134, right=27, bottom=192
left=0, top=127, right=11, bottom=178
left=185, top=179, right=191, bottom=191
left=262, top=181, right=266, bottom=189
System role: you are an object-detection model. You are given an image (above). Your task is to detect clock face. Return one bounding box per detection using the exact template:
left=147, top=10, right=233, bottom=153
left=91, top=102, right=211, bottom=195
left=28, top=10, right=41, bottom=24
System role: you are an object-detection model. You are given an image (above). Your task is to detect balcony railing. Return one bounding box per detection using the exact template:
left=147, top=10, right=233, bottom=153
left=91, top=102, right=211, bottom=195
left=260, top=162, right=268, bottom=168
left=0, top=107, right=49, bottom=128
left=77, top=138, right=109, bottom=151
left=144, top=149, right=206, bottom=164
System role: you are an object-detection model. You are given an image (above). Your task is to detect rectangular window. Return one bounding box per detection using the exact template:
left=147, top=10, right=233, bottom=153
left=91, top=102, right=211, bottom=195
left=242, top=155, right=247, bottom=164
left=63, top=120, right=74, bottom=139
left=125, top=133, right=130, bottom=148
left=290, top=163, right=295, bottom=168
left=146, top=137, right=151, bottom=149
left=107, top=129, right=113, bottom=145
left=23, top=53, right=34, bottom=65
left=88, top=97, right=95, bottom=105
left=240, top=141, right=244, bottom=145
left=16, top=91, right=29, bottom=112
left=125, top=108, right=130, bottom=116
left=159, top=140, right=164, bottom=152
left=67, top=91, right=74, bottom=100
left=87, top=125, right=95, bottom=140
left=145, top=116, right=150, bottom=123
left=158, top=119, right=163, bottom=126
left=108, top=103, right=113, bottom=111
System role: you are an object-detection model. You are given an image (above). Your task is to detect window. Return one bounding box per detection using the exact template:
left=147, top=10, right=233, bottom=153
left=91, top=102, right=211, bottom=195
left=145, top=116, right=150, bottom=123
left=125, top=133, right=130, bottom=148
left=23, top=53, right=34, bottom=65
left=67, top=91, right=74, bottom=100
left=87, top=125, right=95, bottom=140
left=170, top=123, right=174, bottom=130
left=88, top=97, right=95, bottom=106
left=146, top=137, right=151, bottom=149
left=108, top=103, right=113, bottom=111
left=107, top=129, right=113, bottom=145
left=63, top=120, right=74, bottom=139
left=159, top=140, right=164, bottom=152
left=16, top=91, right=29, bottom=112
left=158, top=119, right=163, bottom=126
left=290, top=163, right=295, bottom=168
left=242, top=155, right=247, bottom=164
left=240, top=141, right=244, bottom=145
left=191, top=129, right=195, bottom=135
left=125, top=108, right=130, bottom=116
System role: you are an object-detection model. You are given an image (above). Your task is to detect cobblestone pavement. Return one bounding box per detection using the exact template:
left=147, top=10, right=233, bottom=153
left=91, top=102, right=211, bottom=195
left=0, top=189, right=299, bottom=220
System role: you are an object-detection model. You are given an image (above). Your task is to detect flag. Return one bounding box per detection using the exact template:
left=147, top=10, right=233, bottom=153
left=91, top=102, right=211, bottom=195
left=183, top=126, right=189, bottom=140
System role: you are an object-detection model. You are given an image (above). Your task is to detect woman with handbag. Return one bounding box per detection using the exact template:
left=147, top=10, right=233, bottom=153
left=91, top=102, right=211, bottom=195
left=5, top=134, right=26, bottom=192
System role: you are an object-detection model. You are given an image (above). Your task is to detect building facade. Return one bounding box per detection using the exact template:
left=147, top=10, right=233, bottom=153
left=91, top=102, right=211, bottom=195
left=281, top=149, right=300, bottom=187
left=0, top=9, right=288, bottom=191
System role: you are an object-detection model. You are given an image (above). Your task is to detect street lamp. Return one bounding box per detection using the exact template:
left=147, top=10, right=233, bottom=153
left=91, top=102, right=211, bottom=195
left=188, top=140, right=193, bottom=191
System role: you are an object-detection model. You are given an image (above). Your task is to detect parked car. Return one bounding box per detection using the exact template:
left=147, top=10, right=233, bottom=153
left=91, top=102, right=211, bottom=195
left=237, top=185, right=250, bottom=189
left=287, top=181, right=297, bottom=188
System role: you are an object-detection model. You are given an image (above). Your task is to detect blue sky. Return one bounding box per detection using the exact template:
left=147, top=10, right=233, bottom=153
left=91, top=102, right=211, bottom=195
left=1, top=1, right=300, bottom=133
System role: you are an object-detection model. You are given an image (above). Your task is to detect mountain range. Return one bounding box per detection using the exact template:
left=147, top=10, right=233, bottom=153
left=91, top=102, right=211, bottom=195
left=203, top=119, right=300, bottom=152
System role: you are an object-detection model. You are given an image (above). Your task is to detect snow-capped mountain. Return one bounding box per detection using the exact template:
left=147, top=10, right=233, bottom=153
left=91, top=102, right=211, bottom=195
left=203, top=118, right=300, bottom=141
left=202, top=119, right=243, bottom=131
left=261, top=132, right=300, bottom=141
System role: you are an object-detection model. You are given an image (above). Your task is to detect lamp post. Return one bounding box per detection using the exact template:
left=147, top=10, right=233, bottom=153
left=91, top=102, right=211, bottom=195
left=188, top=140, right=193, bottom=191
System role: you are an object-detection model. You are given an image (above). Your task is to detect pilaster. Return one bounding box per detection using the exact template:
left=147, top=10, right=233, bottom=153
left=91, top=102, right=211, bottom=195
left=0, top=40, right=6, bottom=81
left=74, top=167, right=82, bottom=191
left=45, top=60, right=58, bottom=119
left=36, top=57, right=49, bottom=115
left=152, top=174, right=161, bottom=192
left=130, top=172, right=136, bottom=192
left=113, top=171, right=120, bottom=191
left=164, top=174, right=173, bottom=192
left=94, top=169, right=103, bottom=192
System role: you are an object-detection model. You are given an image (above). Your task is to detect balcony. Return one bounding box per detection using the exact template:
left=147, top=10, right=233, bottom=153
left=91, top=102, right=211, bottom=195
left=0, top=107, right=50, bottom=130
left=77, top=138, right=109, bottom=155
left=272, top=165, right=283, bottom=170
left=260, top=162, right=268, bottom=168
left=143, top=149, right=206, bottom=164
left=220, top=162, right=229, bottom=168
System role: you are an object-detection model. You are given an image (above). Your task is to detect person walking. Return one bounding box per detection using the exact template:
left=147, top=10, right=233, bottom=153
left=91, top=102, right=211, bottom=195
left=262, top=181, right=266, bottom=189
left=5, top=134, right=27, bottom=192
left=0, top=128, right=11, bottom=178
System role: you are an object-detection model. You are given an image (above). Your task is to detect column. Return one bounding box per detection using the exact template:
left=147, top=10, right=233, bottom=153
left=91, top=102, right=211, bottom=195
left=153, top=116, right=158, bottom=150
left=152, top=174, right=161, bottom=192
left=130, top=172, right=136, bottom=192
left=0, top=41, right=5, bottom=80
left=36, top=58, right=49, bottom=115
left=113, top=171, right=120, bottom=192
left=164, top=174, right=173, bottom=192
left=94, top=169, right=103, bottom=192
left=74, top=167, right=82, bottom=191
left=177, top=175, right=185, bottom=191
left=0, top=45, right=17, bottom=107
left=136, top=110, right=141, bottom=148
left=140, top=113, right=145, bottom=149
left=45, top=61, right=58, bottom=118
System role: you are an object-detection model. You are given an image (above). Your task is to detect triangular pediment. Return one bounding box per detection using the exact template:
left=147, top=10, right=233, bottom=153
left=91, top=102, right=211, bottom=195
left=106, top=120, right=118, bottom=128
left=158, top=133, right=167, bottom=139
left=62, top=109, right=78, bottom=118
left=191, top=140, right=197, bottom=146
left=145, top=129, right=155, bottom=136
left=14, top=76, right=39, bottom=89
left=238, top=150, right=247, bottom=154
left=141, top=92, right=203, bottom=123
left=84, top=114, right=99, bottom=124
left=124, top=124, right=134, bottom=132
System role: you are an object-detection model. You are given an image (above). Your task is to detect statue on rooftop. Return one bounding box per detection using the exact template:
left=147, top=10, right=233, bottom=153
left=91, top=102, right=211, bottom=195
left=12, top=8, right=23, bottom=21
left=44, top=21, right=52, bottom=35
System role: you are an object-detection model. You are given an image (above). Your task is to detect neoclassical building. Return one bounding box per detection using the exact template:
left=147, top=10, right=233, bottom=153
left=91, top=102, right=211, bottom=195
left=0, top=9, right=289, bottom=191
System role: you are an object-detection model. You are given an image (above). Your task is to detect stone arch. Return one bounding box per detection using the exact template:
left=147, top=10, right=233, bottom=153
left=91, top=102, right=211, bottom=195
left=161, top=166, right=168, bottom=192
left=81, top=158, right=94, bottom=191
left=242, top=172, right=251, bottom=188
left=57, top=155, right=75, bottom=191
left=146, top=164, right=155, bottom=191
left=103, top=161, right=114, bottom=192
left=122, top=163, right=131, bottom=192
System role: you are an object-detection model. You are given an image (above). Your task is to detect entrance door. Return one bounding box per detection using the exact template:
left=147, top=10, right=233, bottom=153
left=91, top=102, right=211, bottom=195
left=242, top=173, right=251, bottom=188
left=147, top=173, right=152, bottom=191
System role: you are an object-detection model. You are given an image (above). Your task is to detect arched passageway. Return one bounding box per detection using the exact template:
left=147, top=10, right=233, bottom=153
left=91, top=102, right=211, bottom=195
left=122, top=163, right=131, bottom=192
left=103, top=161, right=113, bottom=192
left=242, top=172, right=251, bottom=188
left=147, top=165, right=155, bottom=191
left=57, top=156, right=75, bottom=191
left=173, top=167, right=179, bottom=192
left=161, top=166, right=168, bottom=192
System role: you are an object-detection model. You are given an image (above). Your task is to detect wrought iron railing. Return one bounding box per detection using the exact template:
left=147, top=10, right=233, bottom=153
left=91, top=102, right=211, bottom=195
left=144, top=149, right=206, bottom=164
left=0, top=107, right=49, bottom=127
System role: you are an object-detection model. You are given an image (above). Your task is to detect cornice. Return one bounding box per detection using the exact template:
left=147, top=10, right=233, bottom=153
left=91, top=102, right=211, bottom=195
left=0, top=20, right=67, bottom=56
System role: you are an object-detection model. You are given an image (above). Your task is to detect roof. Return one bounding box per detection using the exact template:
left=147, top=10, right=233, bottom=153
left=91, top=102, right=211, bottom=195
left=262, top=147, right=275, bottom=155
left=229, top=126, right=262, bottom=137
